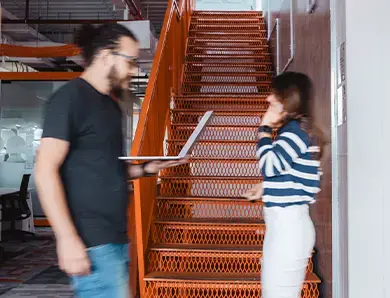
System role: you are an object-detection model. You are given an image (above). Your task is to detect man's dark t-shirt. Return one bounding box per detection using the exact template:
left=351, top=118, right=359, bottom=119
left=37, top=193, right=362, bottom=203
left=41, top=78, right=129, bottom=248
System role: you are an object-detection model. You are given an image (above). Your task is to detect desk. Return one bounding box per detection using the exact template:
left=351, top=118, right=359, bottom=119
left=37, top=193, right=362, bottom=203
left=0, top=188, right=35, bottom=241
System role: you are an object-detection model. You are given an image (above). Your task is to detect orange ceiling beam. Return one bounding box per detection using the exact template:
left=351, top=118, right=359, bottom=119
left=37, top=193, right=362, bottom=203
left=0, top=72, right=81, bottom=80
left=0, top=44, right=81, bottom=58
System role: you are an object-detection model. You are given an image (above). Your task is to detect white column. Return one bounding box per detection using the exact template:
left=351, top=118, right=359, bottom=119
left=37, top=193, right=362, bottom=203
left=345, top=0, right=390, bottom=297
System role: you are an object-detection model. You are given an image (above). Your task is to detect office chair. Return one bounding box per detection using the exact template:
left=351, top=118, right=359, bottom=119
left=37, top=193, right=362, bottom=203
left=0, top=174, right=35, bottom=241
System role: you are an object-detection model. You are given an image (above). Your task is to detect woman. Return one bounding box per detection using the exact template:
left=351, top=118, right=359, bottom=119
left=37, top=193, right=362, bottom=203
left=243, top=72, right=325, bottom=298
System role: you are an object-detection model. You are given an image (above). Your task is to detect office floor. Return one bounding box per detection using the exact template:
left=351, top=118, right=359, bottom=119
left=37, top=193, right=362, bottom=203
left=0, top=228, right=73, bottom=297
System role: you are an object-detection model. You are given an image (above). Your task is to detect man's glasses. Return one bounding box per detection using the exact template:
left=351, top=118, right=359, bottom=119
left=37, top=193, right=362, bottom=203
left=111, top=51, right=138, bottom=67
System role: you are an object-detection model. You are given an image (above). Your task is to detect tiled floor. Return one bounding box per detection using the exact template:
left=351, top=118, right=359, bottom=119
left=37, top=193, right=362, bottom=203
left=0, top=228, right=74, bottom=297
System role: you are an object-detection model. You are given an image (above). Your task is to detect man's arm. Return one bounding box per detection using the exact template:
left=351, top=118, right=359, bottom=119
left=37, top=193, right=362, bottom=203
left=35, top=138, right=77, bottom=239
left=35, top=87, right=90, bottom=276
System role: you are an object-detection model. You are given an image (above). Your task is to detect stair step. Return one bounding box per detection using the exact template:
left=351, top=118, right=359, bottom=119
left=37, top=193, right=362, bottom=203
left=182, top=82, right=270, bottom=95
left=193, top=11, right=263, bottom=17
left=182, top=85, right=270, bottom=95
left=144, top=274, right=319, bottom=298
left=159, top=176, right=260, bottom=197
left=187, top=48, right=269, bottom=55
left=145, top=271, right=319, bottom=282
left=185, top=63, right=272, bottom=73
left=188, top=38, right=268, bottom=47
left=188, top=36, right=267, bottom=42
left=170, top=110, right=263, bottom=126
left=190, top=23, right=266, bottom=31
left=148, top=247, right=312, bottom=275
left=172, top=96, right=268, bottom=110
left=151, top=243, right=261, bottom=252
left=160, top=158, right=260, bottom=177
left=183, top=72, right=272, bottom=84
left=155, top=196, right=263, bottom=221
left=187, top=47, right=269, bottom=54
left=191, top=18, right=263, bottom=25
left=148, top=244, right=314, bottom=274
left=143, top=272, right=320, bottom=298
left=148, top=245, right=262, bottom=274
left=186, top=54, right=270, bottom=62
left=192, top=31, right=267, bottom=38
left=167, top=124, right=260, bottom=140
left=182, top=82, right=271, bottom=86
left=165, top=139, right=258, bottom=158
left=152, top=219, right=265, bottom=246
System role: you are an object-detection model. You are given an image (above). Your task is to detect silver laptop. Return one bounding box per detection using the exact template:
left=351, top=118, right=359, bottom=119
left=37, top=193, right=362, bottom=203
left=118, top=111, right=214, bottom=161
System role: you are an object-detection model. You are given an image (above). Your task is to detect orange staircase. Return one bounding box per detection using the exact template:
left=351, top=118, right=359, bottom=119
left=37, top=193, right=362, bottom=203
left=131, top=6, right=320, bottom=298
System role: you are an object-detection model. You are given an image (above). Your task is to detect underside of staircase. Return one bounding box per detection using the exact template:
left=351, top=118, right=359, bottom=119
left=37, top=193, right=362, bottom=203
left=142, top=10, right=320, bottom=298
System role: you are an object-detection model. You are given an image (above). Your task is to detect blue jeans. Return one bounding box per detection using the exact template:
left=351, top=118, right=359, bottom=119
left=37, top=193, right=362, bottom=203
left=70, top=243, right=130, bottom=298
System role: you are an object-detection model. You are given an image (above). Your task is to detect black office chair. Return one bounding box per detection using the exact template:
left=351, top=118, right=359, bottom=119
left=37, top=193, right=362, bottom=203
left=0, top=174, right=35, bottom=241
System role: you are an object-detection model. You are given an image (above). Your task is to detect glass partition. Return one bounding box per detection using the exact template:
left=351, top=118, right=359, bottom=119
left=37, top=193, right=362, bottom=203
left=0, top=80, right=140, bottom=216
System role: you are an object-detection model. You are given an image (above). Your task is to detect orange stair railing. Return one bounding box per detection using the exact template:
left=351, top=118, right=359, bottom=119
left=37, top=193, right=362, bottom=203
left=130, top=0, right=194, bottom=295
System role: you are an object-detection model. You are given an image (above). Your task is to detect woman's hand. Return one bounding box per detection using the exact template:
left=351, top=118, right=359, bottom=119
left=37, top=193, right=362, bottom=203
left=242, top=183, right=264, bottom=202
left=261, top=102, right=286, bottom=127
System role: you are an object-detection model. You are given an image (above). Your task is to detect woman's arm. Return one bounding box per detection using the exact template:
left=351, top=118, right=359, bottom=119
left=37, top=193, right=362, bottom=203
left=256, top=124, right=308, bottom=178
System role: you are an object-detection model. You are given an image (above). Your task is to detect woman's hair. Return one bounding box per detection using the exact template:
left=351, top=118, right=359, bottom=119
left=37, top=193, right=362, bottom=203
left=74, top=23, right=138, bottom=66
left=271, top=71, right=328, bottom=159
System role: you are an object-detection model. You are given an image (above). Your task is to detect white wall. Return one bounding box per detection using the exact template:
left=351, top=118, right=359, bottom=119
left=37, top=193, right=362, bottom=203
left=345, top=0, right=390, bottom=297
left=330, top=0, right=348, bottom=296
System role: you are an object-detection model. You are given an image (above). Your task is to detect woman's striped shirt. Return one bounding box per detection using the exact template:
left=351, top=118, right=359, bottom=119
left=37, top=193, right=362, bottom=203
left=256, top=120, right=321, bottom=207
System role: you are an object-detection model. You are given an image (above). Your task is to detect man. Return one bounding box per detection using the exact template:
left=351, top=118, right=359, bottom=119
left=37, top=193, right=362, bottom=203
left=35, top=23, right=187, bottom=297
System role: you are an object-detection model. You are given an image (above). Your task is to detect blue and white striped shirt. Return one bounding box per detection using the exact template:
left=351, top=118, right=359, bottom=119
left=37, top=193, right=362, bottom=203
left=256, top=120, right=321, bottom=207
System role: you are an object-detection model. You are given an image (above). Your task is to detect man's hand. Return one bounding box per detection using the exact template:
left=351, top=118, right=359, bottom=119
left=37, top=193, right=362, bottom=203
left=143, top=155, right=190, bottom=174
left=57, top=235, right=91, bottom=276
left=242, top=183, right=264, bottom=202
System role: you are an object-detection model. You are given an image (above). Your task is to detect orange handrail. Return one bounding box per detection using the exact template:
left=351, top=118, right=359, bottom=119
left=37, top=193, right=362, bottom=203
left=130, top=0, right=193, bottom=294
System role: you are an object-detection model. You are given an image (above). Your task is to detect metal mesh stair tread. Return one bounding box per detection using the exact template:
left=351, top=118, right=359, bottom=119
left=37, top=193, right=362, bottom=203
left=171, top=108, right=266, bottom=112
left=144, top=272, right=320, bottom=283
left=150, top=244, right=263, bottom=252
left=156, top=196, right=261, bottom=201
left=191, top=19, right=264, bottom=24
left=166, top=138, right=257, bottom=143
left=185, top=57, right=272, bottom=68
left=188, top=38, right=267, bottom=42
left=190, top=24, right=266, bottom=29
left=188, top=42, right=269, bottom=48
left=188, top=37, right=267, bottom=41
left=192, top=14, right=262, bottom=17
left=187, top=44, right=269, bottom=49
left=184, top=72, right=271, bottom=76
left=192, top=30, right=267, bottom=40
left=173, top=95, right=268, bottom=99
left=150, top=243, right=316, bottom=255
left=160, top=175, right=260, bottom=180
left=187, top=54, right=269, bottom=58
left=183, top=83, right=270, bottom=87
left=185, top=71, right=272, bottom=75
left=191, top=32, right=267, bottom=36
left=161, top=157, right=259, bottom=162
left=154, top=218, right=264, bottom=225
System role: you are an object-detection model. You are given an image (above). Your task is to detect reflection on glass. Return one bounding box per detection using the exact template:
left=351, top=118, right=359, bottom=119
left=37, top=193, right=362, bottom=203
left=0, top=81, right=67, bottom=187
left=0, top=81, right=141, bottom=187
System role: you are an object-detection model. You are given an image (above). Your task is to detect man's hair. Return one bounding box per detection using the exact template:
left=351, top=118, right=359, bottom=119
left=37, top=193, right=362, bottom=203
left=74, top=23, right=138, bottom=66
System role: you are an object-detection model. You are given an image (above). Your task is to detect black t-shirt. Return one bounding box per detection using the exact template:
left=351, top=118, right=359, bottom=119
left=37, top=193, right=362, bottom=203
left=41, top=78, right=129, bottom=248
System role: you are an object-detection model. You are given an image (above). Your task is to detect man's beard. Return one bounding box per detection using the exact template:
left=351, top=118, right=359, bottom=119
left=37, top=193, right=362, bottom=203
left=108, top=66, right=131, bottom=99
